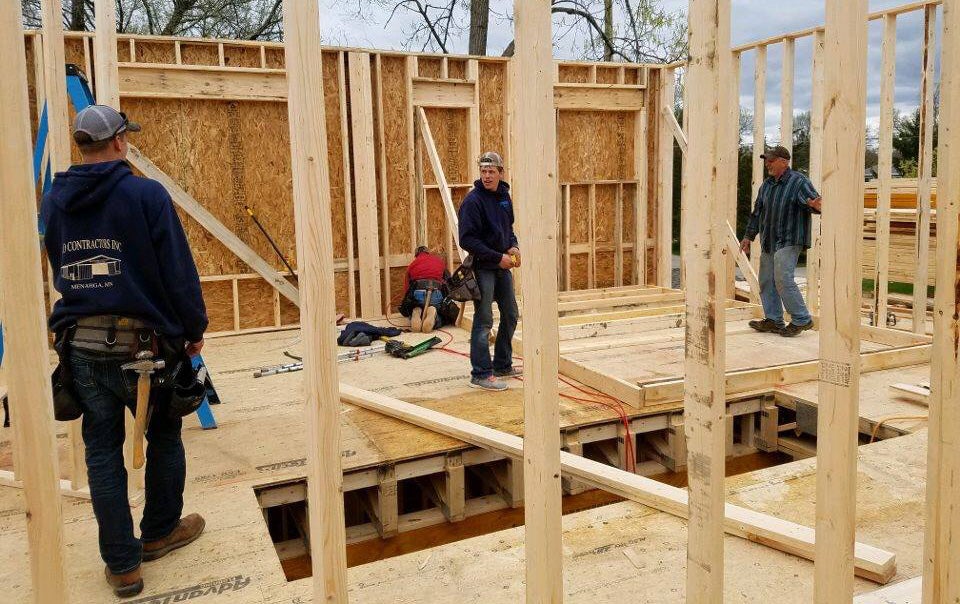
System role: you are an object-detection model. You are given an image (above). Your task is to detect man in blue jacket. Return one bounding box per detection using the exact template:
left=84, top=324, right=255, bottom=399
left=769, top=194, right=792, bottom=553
left=458, top=152, right=521, bottom=391
left=41, top=105, right=208, bottom=597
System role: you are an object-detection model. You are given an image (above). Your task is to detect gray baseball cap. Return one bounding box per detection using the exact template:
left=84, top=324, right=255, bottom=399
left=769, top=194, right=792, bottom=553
left=478, top=151, right=504, bottom=169
left=73, top=105, right=141, bottom=142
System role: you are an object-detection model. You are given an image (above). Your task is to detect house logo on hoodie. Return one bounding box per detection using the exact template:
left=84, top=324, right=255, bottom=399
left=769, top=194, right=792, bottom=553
left=60, top=238, right=124, bottom=285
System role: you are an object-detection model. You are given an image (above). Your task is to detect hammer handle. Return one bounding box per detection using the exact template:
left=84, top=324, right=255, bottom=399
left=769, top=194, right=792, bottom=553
left=132, top=374, right=151, bottom=469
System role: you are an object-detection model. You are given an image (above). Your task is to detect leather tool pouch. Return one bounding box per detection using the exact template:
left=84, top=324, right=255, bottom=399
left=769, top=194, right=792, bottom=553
left=154, top=335, right=205, bottom=419
left=447, top=255, right=482, bottom=302
left=52, top=326, right=83, bottom=421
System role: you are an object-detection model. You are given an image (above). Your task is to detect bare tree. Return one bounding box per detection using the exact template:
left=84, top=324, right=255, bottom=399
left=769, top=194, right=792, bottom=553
left=22, top=0, right=285, bottom=40
left=603, top=0, right=613, bottom=61
left=468, top=0, right=489, bottom=56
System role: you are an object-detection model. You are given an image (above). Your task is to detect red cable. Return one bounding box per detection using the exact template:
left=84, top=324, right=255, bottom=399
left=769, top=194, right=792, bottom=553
left=362, top=292, right=639, bottom=472
left=434, top=328, right=637, bottom=472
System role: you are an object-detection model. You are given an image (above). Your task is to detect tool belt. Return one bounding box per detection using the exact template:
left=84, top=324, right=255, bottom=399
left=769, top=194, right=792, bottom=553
left=52, top=315, right=203, bottom=421
left=411, top=279, right=444, bottom=291
left=447, top=255, right=482, bottom=302
left=71, top=315, right=152, bottom=354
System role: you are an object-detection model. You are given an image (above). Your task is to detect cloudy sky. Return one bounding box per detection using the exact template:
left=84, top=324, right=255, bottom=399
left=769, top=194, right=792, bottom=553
left=318, top=1, right=941, bottom=141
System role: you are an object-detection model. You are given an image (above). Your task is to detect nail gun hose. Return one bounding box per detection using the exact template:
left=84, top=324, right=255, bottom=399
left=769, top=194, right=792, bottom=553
left=245, top=206, right=297, bottom=276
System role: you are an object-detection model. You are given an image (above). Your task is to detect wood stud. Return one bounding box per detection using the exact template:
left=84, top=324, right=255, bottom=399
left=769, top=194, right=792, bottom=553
left=281, top=0, right=349, bottom=599
left=815, top=1, right=868, bottom=600
left=1, top=2, right=68, bottom=598
left=923, top=0, right=960, bottom=600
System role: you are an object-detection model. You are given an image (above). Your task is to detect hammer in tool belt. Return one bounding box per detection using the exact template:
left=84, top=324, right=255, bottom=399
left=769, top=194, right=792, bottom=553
left=122, top=351, right=165, bottom=469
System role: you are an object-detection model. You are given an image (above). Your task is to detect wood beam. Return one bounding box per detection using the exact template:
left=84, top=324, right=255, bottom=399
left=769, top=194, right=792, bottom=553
left=872, top=15, right=897, bottom=327
left=339, top=384, right=897, bottom=584
left=348, top=52, right=384, bottom=318
left=126, top=146, right=300, bottom=305
left=281, top=0, right=348, bottom=599
left=923, top=1, right=960, bottom=600
left=815, top=1, right=868, bottom=600
left=640, top=344, right=930, bottom=407
left=0, top=3, right=68, bottom=598
left=663, top=105, right=688, bottom=156
left=635, top=105, right=648, bottom=284
left=554, top=83, right=645, bottom=111
left=657, top=68, right=676, bottom=288
left=683, top=1, right=731, bottom=596
left=95, top=0, right=137, bottom=499
left=94, top=0, right=120, bottom=107
left=725, top=221, right=760, bottom=303
left=411, top=78, right=476, bottom=108
left=779, top=38, right=795, bottom=153
left=913, top=6, right=937, bottom=332
left=512, top=1, right=564, bottom=599
left=750, top=45, right=767, bottom=281
left=723, top=51, right=742, bottom=299
left=807, top=29, right=826, bottom=314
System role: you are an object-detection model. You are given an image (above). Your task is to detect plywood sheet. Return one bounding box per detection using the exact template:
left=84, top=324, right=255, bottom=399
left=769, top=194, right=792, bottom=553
left=478, top=61, right=507, bottom=158
left=237, top=279, right=276, bottom=329
left=202, top=280, right=236, bottom=332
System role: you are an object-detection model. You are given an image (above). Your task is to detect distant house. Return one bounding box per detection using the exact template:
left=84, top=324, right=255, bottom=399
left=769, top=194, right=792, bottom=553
left=60, top=255, right=121, bottom=281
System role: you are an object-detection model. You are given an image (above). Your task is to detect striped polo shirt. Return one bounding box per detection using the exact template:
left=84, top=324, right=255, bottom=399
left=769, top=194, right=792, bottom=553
left=745, top=168, right=820, bottom=253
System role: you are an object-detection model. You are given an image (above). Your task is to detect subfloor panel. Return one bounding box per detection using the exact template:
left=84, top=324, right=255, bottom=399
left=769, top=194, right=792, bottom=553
left=0, top=321, right=931, bottom=602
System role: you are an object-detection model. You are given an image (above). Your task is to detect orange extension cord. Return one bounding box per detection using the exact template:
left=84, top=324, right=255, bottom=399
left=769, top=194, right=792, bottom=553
left=378, top=297, right=637, bottom=472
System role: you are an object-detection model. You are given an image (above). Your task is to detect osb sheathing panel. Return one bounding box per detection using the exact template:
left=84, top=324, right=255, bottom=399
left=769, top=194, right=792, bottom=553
left=558, top=111, right=636, bottom=182
left=388, top=267, right=408, bottom=313
left=595, top=185, right=617, bottom=244
left=478, top=62, right=506, bottom=159
left=623, top=250, right=636, bottom=285
left=323, top=51, right=349, bottom=259
left=426, top=189, right=448, bottom=252
left=596, top=252, right=616, bottom=288
left=180, top=43, right=220, bottom=66
left=380, top=56, right=413, bottom=255
left=223, top=45, right=262, bottom=68
left=622, top=183, right=637, bottom=243
left=237, top=279, right=276, bottom=329
left=265, top=48, right=285, bottom=69
left=202, top=281, right=235, bottom=333
left=569, top=186, right=590, bottom=244
left=558, top=65, right=590, bottom=83
left=570, top=254, right=590, bottom=290
left=136, top=41, right=176, bottom=64
left=597, top=67, right=619, bottom=84
left=447, top=59, right=467, bottom=79
left=279, top=277, right=300, bottom=325
left=417, top=57, right=442, bottom=78
left=421, top=108, right=469, bottom=186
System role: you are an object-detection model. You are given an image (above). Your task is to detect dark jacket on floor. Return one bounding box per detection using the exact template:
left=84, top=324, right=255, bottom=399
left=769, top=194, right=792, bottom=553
left=457, top=180, right=519, bottom=270
left=40, top=159, right=208, bottom=343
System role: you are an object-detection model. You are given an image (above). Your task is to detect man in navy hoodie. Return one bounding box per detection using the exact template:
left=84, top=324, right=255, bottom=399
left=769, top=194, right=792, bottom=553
left=41, top=105, right=207, bottom=597
left=458, top=152, right=521, bottom=391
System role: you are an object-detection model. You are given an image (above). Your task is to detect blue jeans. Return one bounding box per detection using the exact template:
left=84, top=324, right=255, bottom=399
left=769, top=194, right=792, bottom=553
left=759, top=245, right=812, bottom=327
left=412, top=289, right=445, bottom=328
left=470, top=269, right=519, bottom=379
left=70, top=349, right=185, bottom=574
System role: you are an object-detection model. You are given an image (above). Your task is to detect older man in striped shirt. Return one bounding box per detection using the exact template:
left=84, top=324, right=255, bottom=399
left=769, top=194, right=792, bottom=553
left=740, top=145, right=822, bottom=337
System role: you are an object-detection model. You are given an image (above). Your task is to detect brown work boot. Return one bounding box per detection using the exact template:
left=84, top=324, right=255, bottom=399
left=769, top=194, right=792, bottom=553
left=410, top=307, right=423, bottom=332
left=421, top=305, right=437, bottom=332
left=104, top=565, right=143, bottom=598
left=142, top=514, right=206, bottom=562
